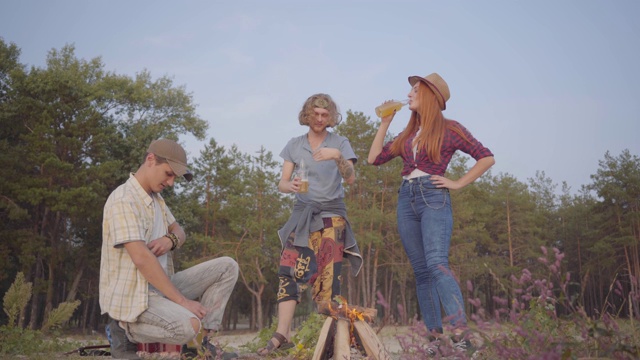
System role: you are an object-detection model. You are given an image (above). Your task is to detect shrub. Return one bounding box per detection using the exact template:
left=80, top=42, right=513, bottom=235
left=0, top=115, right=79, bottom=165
left=242, top=312, right=325, bottom=359
left=41, top=300, right=81, bottom=333
left=394, top=247, right=640, bottom=359
left=0, top=272, right=82, bottom=357
left=2, top=272, right=31, bottom=328
left=290, top=312, right=325, bottom=359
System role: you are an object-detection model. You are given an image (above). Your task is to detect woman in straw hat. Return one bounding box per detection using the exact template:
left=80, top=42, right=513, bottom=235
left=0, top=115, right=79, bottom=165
left=368, top=73, right=494, bottom=351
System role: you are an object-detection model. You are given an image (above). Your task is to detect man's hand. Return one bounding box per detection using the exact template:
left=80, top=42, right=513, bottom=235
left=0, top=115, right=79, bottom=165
left=178, top=298, right=209, bottom=319
left=289, top=176, right=303, bottom=193
left=312, top=148, right=340, bottom=161
left=147, top=236, right=172, bottom=256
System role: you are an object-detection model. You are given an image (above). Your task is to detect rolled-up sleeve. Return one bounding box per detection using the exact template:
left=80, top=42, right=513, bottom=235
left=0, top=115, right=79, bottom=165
left=455, top=124, right=493, bottom=160
left=371, top=139, right=398, bottom=165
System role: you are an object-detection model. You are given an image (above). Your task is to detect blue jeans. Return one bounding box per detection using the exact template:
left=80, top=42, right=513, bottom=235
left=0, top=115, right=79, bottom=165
left=397, top=176, right=466, bottom=332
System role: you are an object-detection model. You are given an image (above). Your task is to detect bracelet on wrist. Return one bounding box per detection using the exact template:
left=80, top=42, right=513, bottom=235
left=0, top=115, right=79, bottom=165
left=165, top=233, right=179, bottom=251
left=164, top=234, right=176, bottom=250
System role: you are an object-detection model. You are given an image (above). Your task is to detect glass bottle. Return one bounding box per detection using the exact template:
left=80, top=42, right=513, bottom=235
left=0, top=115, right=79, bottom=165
left=296, top=159, right=309, bottom=193
left=375, top=99, right=409, bottom=118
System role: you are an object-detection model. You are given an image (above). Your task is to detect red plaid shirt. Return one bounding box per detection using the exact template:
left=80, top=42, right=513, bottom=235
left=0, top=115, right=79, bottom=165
left=372, top=120, right=493, bottom=176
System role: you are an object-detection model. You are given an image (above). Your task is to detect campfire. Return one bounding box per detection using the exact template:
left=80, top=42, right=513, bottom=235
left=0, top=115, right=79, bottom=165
left=312, top=298, right=390, bottom=360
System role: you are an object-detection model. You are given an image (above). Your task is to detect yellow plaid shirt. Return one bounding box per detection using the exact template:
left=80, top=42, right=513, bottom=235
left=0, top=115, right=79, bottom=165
left=99, top=174, right=176, bottom=322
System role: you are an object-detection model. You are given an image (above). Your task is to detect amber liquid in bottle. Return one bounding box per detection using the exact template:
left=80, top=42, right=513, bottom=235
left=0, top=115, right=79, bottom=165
left=375, top=99, right=408, bottom=118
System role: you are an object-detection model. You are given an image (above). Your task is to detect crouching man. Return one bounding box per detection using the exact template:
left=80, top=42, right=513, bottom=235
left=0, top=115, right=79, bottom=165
left=100, top=138, right=239, bottom=360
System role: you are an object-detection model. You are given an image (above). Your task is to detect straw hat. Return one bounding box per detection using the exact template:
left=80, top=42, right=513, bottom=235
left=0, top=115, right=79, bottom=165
left=408, top=73, right=450, bottom=110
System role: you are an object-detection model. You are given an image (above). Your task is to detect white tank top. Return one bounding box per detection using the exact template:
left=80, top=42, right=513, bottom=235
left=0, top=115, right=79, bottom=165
left=403, top=128, right=430, bottom=180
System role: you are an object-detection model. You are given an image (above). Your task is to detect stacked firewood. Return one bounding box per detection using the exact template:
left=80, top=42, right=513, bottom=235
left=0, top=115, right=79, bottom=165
left=312, top=301, right=390, bottom=360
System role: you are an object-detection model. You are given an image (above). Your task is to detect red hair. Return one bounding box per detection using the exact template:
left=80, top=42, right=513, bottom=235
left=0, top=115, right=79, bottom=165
left=390, top=82, right=470, bottom=163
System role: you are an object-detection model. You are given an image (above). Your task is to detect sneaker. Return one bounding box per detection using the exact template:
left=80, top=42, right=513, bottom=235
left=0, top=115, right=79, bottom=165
left=180, top=344, right=199, bottom=359
left=453, top=336, right=478, bottom=358
left=106, top=318, right=141, bottom=359
left=201, top=336, right=238, bottom=360
left=426, top=337, right=441, bottom=357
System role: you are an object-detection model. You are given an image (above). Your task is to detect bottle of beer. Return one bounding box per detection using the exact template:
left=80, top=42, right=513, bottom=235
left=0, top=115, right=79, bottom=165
left=297, top=159, right=309, bottom=193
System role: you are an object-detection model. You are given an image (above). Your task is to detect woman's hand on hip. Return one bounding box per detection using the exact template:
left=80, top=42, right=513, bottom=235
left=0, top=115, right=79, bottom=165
left=430, top=175, right=461, bottom=190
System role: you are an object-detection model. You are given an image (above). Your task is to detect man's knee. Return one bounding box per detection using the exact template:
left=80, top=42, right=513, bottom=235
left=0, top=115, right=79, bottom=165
left=190, top=317, right=200, bottom=334
left=169, top=317, right=200, bottom=344
left=221, top=256, right=239, bottom=276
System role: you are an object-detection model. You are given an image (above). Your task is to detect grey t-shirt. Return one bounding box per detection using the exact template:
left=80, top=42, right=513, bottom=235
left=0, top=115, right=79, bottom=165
left=280, top=132, right=357, bottom=204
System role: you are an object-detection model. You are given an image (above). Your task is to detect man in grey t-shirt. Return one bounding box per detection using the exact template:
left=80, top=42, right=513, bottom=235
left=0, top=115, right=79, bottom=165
left=257, top=94, right=362, bottom=356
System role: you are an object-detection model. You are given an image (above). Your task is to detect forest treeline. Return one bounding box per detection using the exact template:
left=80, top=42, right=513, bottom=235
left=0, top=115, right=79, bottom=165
left=1, top=38, right=639, bottom=334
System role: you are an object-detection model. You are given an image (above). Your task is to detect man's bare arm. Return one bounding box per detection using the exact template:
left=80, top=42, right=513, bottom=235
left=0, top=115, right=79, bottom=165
left=336, top=155, right=355, bottom=184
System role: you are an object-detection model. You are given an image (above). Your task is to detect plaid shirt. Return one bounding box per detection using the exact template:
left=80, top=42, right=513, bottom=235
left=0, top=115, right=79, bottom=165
left=372, top=120, right=493, bottom=176
left=99, top=174, right=176, bottom=322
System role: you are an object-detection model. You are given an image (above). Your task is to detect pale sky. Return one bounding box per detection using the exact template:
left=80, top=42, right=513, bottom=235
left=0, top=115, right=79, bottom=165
left=2, top=0, right=639, bottom=194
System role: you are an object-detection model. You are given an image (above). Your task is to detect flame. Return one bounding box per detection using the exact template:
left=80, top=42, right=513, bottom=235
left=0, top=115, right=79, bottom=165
left=330, top=296, right=368, bottom=348
left=329, top=295, right=369, bottom=321
left=334, top=295, right=369, bottom=321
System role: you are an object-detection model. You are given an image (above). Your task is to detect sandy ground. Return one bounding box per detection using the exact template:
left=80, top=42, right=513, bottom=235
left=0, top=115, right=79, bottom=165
left=51, top=325, right=495, bottom=359
left=214, top=325, right=410, bottom=354
left=58, top=325, right=413, bottom=359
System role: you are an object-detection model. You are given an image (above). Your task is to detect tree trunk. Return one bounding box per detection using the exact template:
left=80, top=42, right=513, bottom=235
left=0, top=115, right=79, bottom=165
left=255, top=284, right=264, bottom=330
left=44, top=262, right=55, bottom=326
left=81, top=293, right=89, bottom=333
left=231, top=303, right=238, bottom=330
left=66, top=265, right=84, bottom=302
left=505, top=194, right=515, bottom=312
left=19, top=270, right=34, bottom=329
left=205, top=180, right=211, bottom=238
left=483, top=275, right=492, bottom=315
left=89, top=295, right=99, bottom=333
left=362, top=243, right=369, bottom=306
left=250, top=295, right=256, bottom=331
left=369, top=248, right=379, bottom=308
left=383, top=270, right=392, bottom=324
left=345, top=265, right=352, bottom=304
left=28, top=258, right=43, bottom=330
left=360, top=248, right=369, bottom=306
left=399, top=271, right=408, bottom=325
left=506, top=194, right=513, bottom=267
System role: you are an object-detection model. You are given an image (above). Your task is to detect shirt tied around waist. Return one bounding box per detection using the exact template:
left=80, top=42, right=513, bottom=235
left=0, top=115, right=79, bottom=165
left=277, top=198, right=363, bottom=276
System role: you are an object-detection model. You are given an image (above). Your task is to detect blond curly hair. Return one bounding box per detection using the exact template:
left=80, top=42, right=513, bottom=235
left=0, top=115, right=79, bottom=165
left=298, top=93, right=342, bottom=127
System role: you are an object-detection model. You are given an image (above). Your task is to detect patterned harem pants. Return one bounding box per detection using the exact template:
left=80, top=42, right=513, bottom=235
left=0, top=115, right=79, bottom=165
left=277, top=216, right=346, bottom=304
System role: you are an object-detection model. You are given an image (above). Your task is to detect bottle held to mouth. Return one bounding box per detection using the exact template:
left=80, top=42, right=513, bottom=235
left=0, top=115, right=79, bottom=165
left=375, top=99, right=409, bottom=118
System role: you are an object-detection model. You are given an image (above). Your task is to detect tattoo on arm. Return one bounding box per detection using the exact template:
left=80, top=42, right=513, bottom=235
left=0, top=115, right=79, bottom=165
left=336, top=155, right=354, bottom=180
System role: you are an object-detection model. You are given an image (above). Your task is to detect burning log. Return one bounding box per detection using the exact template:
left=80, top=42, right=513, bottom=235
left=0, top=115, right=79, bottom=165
left=311, top=300, right=390, bottom=360
left=353, top=321, right=389, bottom=360
left=334, top=319, right=351, bottom=359
left=312, top=316, right=335, bottom=360
left=316, top=300, right=378, bottom=322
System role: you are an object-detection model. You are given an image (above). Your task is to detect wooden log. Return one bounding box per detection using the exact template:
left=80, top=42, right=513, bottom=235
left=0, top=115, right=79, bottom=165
left=334, top=318, right=351, bottom=360
left=312, top=316, right=335, bottom=360
left=316, top=300, right=377, bottom=322
left=353, top=320, right=391, bottom=360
